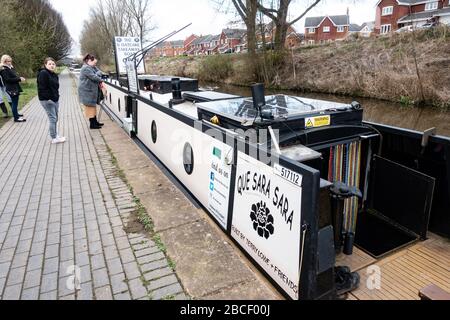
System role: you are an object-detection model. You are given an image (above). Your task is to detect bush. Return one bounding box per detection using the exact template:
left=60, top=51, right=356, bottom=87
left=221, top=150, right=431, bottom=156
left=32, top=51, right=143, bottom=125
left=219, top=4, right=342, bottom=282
left=198, top=55, right=234, bottom=82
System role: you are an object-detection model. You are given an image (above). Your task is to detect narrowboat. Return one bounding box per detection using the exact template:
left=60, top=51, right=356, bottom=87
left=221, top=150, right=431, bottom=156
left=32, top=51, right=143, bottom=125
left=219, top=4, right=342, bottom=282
left=99, top=71, right=450, bottom=300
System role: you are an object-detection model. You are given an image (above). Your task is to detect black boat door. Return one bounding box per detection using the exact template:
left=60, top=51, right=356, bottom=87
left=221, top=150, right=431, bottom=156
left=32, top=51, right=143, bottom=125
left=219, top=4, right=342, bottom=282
left=355, top=122, right=450, bottom=258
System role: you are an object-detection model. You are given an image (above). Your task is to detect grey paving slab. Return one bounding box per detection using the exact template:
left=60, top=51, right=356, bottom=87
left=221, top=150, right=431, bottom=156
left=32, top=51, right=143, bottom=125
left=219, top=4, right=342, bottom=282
left=0, top=71, right=185, bottom=300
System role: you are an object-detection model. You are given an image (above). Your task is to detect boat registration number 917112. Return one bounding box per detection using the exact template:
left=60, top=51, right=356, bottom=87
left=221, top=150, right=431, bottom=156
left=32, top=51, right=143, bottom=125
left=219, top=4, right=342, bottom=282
left=274, top=163, right=303, bottom=187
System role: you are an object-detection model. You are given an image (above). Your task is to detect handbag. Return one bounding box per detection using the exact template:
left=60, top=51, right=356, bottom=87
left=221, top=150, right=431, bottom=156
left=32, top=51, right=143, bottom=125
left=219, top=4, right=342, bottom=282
left=97, top=82, right=107, bottom=103
left=6, top=89, right=19, bottom=97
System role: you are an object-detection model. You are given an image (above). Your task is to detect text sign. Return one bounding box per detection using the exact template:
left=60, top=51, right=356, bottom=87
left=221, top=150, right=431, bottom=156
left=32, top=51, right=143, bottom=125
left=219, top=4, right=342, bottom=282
left=126, top=60, right=139, bottom=94
left=208, top=142, right=233, bottom=229
left=305, top=115, right=331, bottom=129
left=232, top=152, right=303, bottom=300
left=114, top=37, right=145, bottom=74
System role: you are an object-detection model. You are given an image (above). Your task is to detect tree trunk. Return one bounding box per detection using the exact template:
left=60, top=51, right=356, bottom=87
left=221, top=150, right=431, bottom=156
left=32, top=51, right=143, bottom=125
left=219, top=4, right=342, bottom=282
left=274, top=0, right=289, bottom=52
left=246, top=0, right=258, bottom=55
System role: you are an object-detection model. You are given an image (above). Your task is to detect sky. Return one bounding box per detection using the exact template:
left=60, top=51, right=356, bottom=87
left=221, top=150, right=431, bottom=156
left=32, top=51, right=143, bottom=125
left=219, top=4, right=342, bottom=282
left=49, top=0, right=378, bottom=57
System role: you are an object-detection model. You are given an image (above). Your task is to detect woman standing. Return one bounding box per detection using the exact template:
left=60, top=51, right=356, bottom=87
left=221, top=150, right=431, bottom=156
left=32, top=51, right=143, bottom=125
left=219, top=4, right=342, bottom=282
left=0, top=55, right=26, bottom=122
left=38, top=57, right=65, bottom=144
left=78, top=54, right=104, bottom=129
left=0, top=73, right=12, bottom=118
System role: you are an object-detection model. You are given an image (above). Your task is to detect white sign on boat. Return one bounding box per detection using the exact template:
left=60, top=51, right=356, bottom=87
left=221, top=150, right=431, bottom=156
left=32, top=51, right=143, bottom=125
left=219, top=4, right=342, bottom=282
left=114, top=36, right=146, bottom=74
left=232, top=152, right=303, bottom=300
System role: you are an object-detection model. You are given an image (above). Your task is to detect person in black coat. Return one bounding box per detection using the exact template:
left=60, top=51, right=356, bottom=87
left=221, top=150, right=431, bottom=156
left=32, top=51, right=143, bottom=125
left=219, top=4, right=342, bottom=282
left=0, top=54, right=26, bottom=122
left=0, top=73, right=12, bottom=118
left=38, top=57, right=65, bottom=144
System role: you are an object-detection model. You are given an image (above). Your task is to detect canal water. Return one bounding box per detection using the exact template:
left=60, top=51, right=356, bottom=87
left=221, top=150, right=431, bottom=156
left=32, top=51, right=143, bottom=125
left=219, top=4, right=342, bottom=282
left=200, top=82, right=450, bottom=137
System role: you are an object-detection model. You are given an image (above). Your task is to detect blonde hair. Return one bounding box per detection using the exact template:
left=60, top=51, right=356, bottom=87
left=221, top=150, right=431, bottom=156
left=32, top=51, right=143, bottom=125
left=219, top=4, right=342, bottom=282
left=0, top=55, right=12, bottom=68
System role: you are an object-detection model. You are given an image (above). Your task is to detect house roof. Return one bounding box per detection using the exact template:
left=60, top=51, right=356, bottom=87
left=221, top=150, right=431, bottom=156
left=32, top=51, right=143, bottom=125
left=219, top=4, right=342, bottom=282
left=397, top=7, right=442, bottom=22
left=360, top=21, right=375, bottom=31
left=349, top=24, right=362, bottom=32
left=192, top=35, right=213, bottom=45
left=376, top=0, right=441, bottom=6
left=170, top=40, right=185, bottom=47
left=222, top=28, right=246, bottom=39
left=305, top=15, right=350, bottom=28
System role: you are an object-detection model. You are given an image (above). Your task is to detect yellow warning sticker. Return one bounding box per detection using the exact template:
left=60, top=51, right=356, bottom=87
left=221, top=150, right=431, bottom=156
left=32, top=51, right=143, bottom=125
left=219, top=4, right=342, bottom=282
left=305, top=115, right=331, bottom=128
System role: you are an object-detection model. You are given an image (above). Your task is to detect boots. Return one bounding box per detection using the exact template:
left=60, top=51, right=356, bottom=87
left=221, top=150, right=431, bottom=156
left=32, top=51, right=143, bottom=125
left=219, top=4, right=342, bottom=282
left=89, top=117, right=102, bottom=129
left=94, top=115, right=104, bottom=127
left=0, top=103, right=8, bottom=118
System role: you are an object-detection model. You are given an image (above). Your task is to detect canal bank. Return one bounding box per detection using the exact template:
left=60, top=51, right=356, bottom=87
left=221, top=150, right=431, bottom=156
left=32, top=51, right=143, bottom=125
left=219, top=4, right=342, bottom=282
left=146, top=27, right=450, bottom=109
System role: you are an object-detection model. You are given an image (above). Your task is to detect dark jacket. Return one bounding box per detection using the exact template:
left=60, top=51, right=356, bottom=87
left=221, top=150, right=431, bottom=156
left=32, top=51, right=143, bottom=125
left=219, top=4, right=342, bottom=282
left=37, top=68, right=60, bottom=102
left=0, top=65, right=23, bottom=96
left=78, top=64, right=103, bottom=106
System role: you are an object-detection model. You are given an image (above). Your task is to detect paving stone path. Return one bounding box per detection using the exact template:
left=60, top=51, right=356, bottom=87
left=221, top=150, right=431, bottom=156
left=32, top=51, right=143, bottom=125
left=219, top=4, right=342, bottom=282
left=0, top=71, right=186, bottom=300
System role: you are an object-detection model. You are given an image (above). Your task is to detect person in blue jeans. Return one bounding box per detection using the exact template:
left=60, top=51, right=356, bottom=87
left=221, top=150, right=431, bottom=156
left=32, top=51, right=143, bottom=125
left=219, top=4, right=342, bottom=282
left=0, top=55, right=26, bottom=122
left=37, top=57, right=65, bottom=144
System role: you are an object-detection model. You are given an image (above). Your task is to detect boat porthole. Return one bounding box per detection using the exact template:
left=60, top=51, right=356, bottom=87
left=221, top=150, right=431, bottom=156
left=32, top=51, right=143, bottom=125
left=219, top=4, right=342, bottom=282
left=183, top=143, right=194, bottom=175
left=118, top=99, right=121, bottom=112
left=151, top=121, right=157, bottom=144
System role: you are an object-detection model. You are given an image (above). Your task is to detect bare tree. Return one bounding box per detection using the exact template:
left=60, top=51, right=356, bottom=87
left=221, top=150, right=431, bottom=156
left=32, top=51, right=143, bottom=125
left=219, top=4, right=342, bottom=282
left=231, top=0, right=259, bottom=55
left=124, top=0, right=156, bottom=44
left=258, top=0, right=321, bottom=51
left=80, top=0, right=157, bottom=66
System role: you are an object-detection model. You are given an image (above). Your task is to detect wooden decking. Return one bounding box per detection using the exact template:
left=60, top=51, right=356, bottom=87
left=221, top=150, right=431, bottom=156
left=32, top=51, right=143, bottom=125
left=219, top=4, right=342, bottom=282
left=337, top=233, right=450, bottom=300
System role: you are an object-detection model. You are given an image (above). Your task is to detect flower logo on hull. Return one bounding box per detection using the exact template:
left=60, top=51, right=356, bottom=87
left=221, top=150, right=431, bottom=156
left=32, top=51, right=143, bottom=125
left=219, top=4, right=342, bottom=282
left=250, top=201, right=274, bottom=239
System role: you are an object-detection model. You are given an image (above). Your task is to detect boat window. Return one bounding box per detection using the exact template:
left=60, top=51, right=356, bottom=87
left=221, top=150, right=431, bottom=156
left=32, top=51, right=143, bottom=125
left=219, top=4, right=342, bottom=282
left=183, top=143, right=194, bottom=175
left=118, top=99, right=121, bottom=112
left=151, top=121, right=157, bottom=143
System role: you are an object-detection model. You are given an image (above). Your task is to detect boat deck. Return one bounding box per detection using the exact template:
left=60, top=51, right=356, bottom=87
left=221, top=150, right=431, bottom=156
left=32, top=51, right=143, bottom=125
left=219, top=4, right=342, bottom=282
left=337, top=233, right=450, bottom=300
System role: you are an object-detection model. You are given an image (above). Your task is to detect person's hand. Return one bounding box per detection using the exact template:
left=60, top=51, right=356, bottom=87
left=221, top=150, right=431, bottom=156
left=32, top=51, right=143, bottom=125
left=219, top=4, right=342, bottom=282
left=20, top=77, right=26, bottom=82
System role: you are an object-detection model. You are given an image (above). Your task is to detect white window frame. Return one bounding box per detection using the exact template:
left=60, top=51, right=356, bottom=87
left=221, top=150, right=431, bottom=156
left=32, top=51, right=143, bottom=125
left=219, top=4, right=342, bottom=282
left=337, top=26, right=345, bottom=32
left=308, top=40, right=315, bottom=45
left=425, top=2, right=439, bottom=11
left=382, top=6, right=393, bottom=16
left=380, top=24, right=392, bottom=34
left=323, top=26, right=330, bottom=33
left=308, top=28, right=315, bottom=34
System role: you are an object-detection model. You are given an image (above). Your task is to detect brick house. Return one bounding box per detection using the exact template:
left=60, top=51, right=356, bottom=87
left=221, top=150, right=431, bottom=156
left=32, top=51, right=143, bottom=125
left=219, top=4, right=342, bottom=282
left=375, top=0, right=450, bottom=34
left=218, top=28, right=246, bottom=53
left=184, top=34, right=198, bottom=55
left=359, top=22, right=376, bottom=37
left=256, top=23, right=303, bottom=48
left=207, top=35, right=221, bottom=55
left=149, top=40, right=185, bottom=57
left=191, top=35, right=216, bottom=55
left=304, top=15, right=350, bottom=44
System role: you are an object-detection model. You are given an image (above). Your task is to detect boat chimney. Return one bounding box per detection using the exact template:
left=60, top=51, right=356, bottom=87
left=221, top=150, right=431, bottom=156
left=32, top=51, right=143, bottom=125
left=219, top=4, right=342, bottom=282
left=251, top=83, right=266, bottom=119
left=172, top=78, right=182, bottom=100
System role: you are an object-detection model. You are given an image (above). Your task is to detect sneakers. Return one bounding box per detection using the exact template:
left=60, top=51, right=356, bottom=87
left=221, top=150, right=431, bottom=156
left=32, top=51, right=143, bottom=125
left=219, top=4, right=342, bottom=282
left=51, top=136, right=66, bottom=144
left=14, top=117, right=26, bottom=122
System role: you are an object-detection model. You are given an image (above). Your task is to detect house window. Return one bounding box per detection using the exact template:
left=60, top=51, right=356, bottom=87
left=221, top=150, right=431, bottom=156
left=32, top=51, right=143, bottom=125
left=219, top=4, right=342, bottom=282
left=380, top=24, right=391, bottom=34
left=308, top=40, right=315, bottom=45
left=382, top=6, right=393, bottom=16
left=337, top=26, right=345, bottom=32
left=323, top=26, right=330, bottom=33
left=425, top=2, right=439, bottom=10
left=308, top=28, right=315, bottom=34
